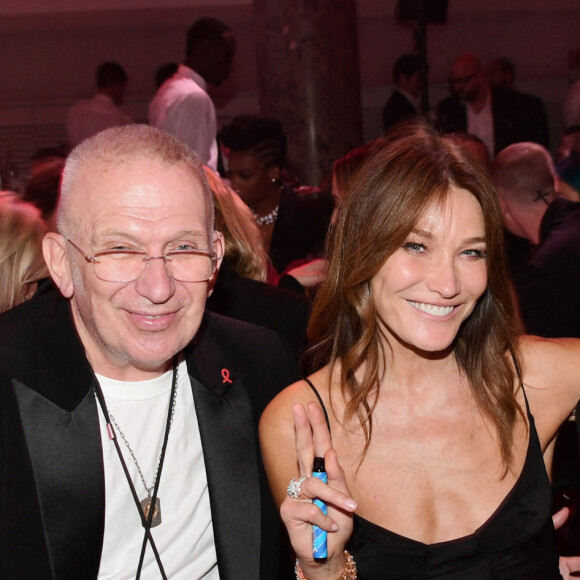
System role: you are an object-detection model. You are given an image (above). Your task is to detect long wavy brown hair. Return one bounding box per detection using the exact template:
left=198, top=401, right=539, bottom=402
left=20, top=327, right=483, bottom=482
left=308, top=122, right=523, bottom=469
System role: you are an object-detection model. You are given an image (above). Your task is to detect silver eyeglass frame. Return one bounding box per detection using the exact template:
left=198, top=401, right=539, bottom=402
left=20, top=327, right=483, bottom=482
left=63, top=236, right=219, bottom=283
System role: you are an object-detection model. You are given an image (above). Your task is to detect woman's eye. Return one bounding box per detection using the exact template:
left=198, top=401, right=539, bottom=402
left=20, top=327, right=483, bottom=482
left=462, top=248, right=487, bottom=259
left=403, top=242, right=426, bottom=253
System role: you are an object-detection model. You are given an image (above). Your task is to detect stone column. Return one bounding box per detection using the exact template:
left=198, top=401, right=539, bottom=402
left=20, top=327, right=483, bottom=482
left=253, top=0, right=364, bottom=185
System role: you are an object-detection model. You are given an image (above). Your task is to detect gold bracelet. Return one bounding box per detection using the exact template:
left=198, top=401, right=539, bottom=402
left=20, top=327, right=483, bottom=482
left=295, top=550, right=357, bottom=580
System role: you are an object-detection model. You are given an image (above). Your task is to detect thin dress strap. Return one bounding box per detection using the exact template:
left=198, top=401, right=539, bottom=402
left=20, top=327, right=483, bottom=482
left=510, top=346, right=532, bottom=418
left=303, top=377, right=331, bottom=434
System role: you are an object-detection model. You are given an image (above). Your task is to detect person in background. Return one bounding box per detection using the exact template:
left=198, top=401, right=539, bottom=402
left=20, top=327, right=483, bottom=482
left=446, top=132, right=491, bottom=172
left=0, top=197, right=48, bottom=313
left=564, top=49, right=580, bottom=129
left=21, top=156, right=64, bottom=232
left=382, top=53, right=422, bottom=133
left=486, top=57, right=517, bottom=90
left=155, top=62, right=179, bottom=90
left=437, top=52, right=549, bottom=157
left=260, top=122, right=580, bottom=579
left=555, top=125, right=580, bottom=198
left=0, top=124, right=298, bottom=579
left=204, top=168, right=311, bottom=358
left=219, top=115, right=333, bottom=276
left=66, top=61, right=132, bottom=147
left=492, top=141, right=580, bottom=339
left=149, top=18, right=235, bottom=171
left=279, top=142, right=375, bottom=294
left=493, top=141, right=580, bottom=558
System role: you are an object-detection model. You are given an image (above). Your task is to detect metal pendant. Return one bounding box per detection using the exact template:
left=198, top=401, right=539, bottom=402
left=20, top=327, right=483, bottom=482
left=140, top=495, right=162, bottom=528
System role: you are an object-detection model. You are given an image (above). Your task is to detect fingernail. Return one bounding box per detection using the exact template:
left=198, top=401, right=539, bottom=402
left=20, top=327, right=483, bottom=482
left=345, top=499, right=357, bottom=510
left=331, top=522, right=339, bottom=532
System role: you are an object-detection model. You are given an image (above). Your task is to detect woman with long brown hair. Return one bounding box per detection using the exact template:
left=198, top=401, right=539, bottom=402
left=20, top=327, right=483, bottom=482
left=260, top=122, right=580, bottom=579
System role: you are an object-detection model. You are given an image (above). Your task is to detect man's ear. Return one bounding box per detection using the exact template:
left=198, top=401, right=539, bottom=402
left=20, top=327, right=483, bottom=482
left=206, top=231, right=225, bottom=298
left=42, top=233, right=74, bottom=298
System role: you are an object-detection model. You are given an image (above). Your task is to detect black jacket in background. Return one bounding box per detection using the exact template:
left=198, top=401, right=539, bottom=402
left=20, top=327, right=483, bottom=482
left=436, top=87, right=550, bottom=154
left=514, top=198, right=580, bottom=338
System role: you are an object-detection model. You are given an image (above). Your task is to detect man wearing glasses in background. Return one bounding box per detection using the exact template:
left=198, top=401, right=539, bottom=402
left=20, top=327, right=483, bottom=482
left=0, top=124, right=297, bottom=579
left=436, top=51, right=549, bottom=157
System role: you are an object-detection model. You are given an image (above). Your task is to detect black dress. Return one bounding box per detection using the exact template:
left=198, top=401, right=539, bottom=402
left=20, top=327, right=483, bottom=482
left=305, top=380, right=561, bottom=579
left=269, top=186, right=333, bottom=275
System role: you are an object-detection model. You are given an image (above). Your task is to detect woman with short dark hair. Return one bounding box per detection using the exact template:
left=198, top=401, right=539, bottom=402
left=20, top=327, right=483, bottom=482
left=219, top=115, right=333, bottom=275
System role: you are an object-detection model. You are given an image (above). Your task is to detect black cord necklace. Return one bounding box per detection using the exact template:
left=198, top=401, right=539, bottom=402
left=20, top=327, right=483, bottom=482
left=92, top=355, right=179, bottom=580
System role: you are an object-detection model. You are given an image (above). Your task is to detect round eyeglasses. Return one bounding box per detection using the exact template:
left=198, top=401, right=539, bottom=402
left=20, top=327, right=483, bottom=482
left=64, top=237, right=218, bottom=283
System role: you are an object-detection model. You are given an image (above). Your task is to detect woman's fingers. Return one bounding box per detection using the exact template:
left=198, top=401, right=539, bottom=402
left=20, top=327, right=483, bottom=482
left=559, top=555, right=580, bottom=578
left=281, top=497, right=340, bottom=532
left=308, top=401, right=333, bottom=458
left=553, top=506, right=570, bottom=530
left=288, top=472, right=357, bottom=512
left=293, top=403, right=315, bottom=475
left=293, top=400, right=334, bottom=475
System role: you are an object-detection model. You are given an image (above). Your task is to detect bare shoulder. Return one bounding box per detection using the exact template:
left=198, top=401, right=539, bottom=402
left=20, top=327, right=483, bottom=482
left=518, top=334, right=580, bottom=444
left=260, top=367, right=330, bottom=436
left=259, top=367, right=331, bottom=506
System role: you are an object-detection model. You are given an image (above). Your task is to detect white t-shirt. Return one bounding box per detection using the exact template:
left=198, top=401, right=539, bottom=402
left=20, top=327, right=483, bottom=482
left=96, top=359, right=219, bottom=579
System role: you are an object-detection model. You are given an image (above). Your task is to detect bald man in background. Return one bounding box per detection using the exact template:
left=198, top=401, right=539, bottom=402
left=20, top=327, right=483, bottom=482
left=437, top=52, right=549, bottom=157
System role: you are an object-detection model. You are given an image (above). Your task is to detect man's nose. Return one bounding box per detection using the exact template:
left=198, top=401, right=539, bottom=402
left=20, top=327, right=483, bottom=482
left=134, top=256, right=175, bottom=303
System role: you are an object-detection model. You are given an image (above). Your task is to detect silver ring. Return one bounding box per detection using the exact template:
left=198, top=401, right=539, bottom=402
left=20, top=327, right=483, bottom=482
left=287, top=476, right=308, bottom=500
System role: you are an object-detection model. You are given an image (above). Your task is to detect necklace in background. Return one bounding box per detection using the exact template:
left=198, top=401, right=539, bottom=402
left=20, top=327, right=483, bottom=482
left=252, top=205, right=279, bottom=226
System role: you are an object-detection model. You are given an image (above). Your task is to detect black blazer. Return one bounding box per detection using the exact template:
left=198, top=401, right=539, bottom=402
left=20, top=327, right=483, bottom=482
left=382, top=89, right=419, bottom=133
left=0, top=291, right=299, bottom=579
left=269, top=186, right=333, bottom=275
left=436, top=87, right=550, bottom=154
left=206, top=260, right=310, bottom=359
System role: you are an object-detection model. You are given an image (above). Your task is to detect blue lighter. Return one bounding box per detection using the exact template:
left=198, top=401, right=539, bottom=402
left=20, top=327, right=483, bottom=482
left=312, top=456, right=328, bottom=562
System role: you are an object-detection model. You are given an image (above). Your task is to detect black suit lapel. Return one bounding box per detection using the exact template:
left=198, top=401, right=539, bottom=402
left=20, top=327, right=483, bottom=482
left=13, top=380, right=104, bottom=580
left=0, top=293, right=105, bottom=579
left=186, top=320, right=262, bottom=580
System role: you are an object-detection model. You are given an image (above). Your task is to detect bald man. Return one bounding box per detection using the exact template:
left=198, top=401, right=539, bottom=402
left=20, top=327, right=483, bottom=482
left=492, top=142, right=580, bottom=338
left=437, top=52, right=549, bottom=156
left=0, top=125, right=297, bottom=579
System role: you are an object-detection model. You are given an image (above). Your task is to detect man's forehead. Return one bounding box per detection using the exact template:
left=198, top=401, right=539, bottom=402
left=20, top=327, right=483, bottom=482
left=74, top=157, right=202, bottom=188
left=68, top=157, right=207, bottom=217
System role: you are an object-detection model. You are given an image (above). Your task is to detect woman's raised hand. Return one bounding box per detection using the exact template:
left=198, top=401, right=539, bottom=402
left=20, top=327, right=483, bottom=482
left=280, top=402, right=357, bottom=579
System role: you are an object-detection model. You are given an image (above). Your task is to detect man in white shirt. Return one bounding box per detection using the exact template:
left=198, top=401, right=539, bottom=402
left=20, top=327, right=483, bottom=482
left=149, top=18, right=235, bottom=171
left=0, top=124, right=298, bottom=579
left=66, top=61, right=133, bottom=147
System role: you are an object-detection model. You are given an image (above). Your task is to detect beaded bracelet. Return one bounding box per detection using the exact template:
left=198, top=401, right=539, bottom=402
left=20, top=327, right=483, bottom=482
left=295, top=550, right=357, bottom=580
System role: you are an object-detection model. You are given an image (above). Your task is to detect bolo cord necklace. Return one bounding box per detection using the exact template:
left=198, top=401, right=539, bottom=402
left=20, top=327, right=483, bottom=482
left=91, top=354, right=179, bottom=580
